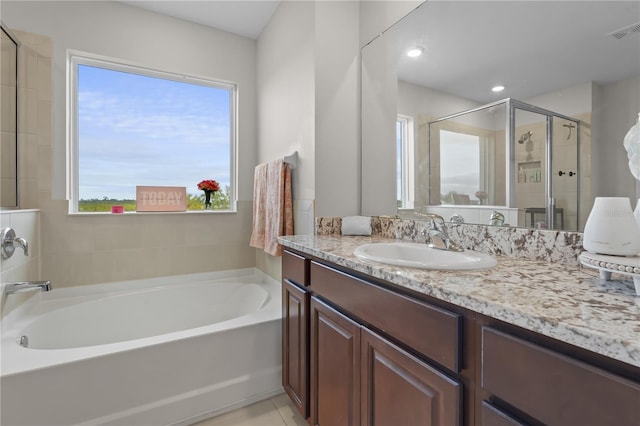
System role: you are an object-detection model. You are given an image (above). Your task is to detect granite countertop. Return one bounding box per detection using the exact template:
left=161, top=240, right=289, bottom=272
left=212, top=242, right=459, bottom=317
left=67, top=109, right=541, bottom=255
left=279, top=234, right=640, bottom=369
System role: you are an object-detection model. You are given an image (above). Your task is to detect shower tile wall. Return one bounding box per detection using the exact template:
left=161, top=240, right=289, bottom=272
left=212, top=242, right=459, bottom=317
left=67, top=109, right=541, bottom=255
left=514, top=121, right=547, bottom=222
left=14, top=30, right=52, bottom=210
left=1, top=30, right=18, bottom=206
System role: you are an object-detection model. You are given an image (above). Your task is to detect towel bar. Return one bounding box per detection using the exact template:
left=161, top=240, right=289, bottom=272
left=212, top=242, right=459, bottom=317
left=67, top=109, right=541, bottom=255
left=284, top=151, right=298, bottom=169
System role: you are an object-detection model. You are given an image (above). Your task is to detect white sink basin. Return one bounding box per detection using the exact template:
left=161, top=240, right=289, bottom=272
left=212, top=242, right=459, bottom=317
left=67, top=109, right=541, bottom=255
left=353, top=242, right=497, bottom=271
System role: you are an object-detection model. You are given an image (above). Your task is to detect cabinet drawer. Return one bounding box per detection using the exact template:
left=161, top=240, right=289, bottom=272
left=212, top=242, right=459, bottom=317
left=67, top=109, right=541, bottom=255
left=310, top=261, right=461, bottom=372
left=481, top=401, right=525, bottom=426
left=283, top=250, right=309, bottom=286
left=482, top=327, right=640, bottom=425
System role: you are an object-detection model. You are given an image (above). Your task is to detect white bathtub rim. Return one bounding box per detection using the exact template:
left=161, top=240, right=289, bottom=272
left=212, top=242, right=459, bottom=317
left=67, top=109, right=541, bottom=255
left=4, top=268, right=262, bottom=311
left=2, top=267, right=267, bottom=329
left=1, top=268, right=281, bottom=377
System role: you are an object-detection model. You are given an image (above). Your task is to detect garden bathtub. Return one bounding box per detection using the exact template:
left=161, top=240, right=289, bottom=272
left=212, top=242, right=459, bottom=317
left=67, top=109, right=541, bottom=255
left=1, top=268, right=282, bottom=425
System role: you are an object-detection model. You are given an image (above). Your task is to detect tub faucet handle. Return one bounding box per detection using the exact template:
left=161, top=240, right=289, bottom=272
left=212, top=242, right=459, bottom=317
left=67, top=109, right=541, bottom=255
left=1, top=227, right=29, bottom=259
left=13, top=237, right=28, bottom=256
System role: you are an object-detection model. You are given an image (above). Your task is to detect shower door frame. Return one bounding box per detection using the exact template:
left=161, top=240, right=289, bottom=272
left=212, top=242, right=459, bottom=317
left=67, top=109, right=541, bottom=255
left=428, top=98, right=581, bottom=230
left=507, top=99, right=581, bottom=230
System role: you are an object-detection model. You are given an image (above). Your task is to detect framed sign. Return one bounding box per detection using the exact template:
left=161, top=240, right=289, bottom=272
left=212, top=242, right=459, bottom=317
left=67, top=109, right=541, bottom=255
left=136, top=186, right=187, bottom=212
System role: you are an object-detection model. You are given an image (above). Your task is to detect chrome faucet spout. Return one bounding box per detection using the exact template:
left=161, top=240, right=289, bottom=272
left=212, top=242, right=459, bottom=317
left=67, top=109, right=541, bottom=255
left=4, top=281, right=52, bottom=295
left=425, top=214, right=464, bottom=252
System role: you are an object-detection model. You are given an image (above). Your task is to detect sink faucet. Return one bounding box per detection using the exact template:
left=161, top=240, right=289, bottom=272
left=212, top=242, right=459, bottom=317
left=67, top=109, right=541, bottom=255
left=4, top=281, right=52, bottom=295
left=424, top=214, right=464, bottom=252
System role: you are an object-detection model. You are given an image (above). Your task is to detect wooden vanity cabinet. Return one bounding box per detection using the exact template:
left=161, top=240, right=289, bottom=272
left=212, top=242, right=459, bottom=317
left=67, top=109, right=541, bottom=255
left=284, top=250, right=464, bottom=426
left=281, top=249, right=640, bottom=426
left=281, top=251, right=310, bottom=419
left=310, top=296, right=462, bottom=426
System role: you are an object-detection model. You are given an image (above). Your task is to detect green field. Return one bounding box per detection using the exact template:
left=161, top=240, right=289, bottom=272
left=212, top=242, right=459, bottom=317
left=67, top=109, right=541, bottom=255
left=79, top=188, right=231, bottom=212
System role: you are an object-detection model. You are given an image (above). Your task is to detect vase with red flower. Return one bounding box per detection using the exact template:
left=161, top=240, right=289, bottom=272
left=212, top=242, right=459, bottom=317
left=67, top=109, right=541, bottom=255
left=197, top=179, right=220, bottom=210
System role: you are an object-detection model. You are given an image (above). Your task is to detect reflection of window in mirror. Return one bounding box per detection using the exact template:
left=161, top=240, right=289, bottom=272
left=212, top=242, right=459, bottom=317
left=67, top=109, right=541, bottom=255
left=439, top=130, right=480, bottom=205
left=396, top=115, right=414, bottom=209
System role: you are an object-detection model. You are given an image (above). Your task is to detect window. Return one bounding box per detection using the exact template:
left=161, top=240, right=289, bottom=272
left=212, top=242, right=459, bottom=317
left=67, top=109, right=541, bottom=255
left=439, top=130, right=481, bottom=204
left=68, top=53, right=236, bottom=213
left=396, top=115, right=414, bottom=209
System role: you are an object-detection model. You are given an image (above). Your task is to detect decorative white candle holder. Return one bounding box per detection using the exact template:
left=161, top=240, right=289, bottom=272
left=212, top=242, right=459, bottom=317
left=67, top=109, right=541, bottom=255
left=580, top=252, right=640, bottom=296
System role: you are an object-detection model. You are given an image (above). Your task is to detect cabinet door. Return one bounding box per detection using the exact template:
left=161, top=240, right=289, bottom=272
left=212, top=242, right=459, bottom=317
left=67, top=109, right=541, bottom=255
left=282, top=279, right=310, bottom=419
left=310, top=297, right=361, bottom=426
left=360, top=328, right=462, bottom=426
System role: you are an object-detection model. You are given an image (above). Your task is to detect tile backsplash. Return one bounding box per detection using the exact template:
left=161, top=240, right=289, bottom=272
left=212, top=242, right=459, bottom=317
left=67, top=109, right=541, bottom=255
left=316, top=216, right=583, bottom=265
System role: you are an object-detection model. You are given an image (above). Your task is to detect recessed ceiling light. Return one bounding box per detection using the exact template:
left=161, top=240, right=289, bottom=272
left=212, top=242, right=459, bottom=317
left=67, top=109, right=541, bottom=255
left=406, top=47, right=423, bottom=58
left=492, top=85, right=505, bottom=92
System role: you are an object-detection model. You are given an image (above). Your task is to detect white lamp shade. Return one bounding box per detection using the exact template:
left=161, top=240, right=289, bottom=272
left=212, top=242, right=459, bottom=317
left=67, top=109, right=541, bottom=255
left=583, top=197, right=640, bottom=256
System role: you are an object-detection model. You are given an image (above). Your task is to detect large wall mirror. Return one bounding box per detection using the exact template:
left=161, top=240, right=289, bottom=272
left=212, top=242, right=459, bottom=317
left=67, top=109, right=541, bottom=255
left=1, top=24, right=19, bottom=208
left=361, top=1, right=640, bottom=231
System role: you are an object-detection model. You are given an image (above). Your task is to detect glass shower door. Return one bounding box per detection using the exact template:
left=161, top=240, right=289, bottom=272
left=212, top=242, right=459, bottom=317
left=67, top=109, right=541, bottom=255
left=513, top=108, right=548, bottom=228
left=551, top=116, right=579, bottom=231
left=511, top=100, right=580, bottom=231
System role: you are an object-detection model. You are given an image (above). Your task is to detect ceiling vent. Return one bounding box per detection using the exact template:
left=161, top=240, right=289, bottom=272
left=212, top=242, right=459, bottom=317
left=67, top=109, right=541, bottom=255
left=609, top=22, right=640, bottom=40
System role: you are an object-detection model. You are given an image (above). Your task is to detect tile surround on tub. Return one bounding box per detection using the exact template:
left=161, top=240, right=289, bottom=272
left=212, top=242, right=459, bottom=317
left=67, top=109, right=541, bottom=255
left=316, top=216, right=583, bottom=265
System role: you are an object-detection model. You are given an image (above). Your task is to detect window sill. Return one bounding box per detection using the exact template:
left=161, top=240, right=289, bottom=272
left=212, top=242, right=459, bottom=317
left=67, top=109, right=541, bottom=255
left=67, top=210, right=236, bottom=217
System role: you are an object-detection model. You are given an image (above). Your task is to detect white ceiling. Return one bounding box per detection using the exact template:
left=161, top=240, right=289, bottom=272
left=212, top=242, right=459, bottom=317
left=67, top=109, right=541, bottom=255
left=118, top=1, right=639, bottom=105
left=395, top=1, right=640, bottom=103
left=119, top=1, right=280, bottom=39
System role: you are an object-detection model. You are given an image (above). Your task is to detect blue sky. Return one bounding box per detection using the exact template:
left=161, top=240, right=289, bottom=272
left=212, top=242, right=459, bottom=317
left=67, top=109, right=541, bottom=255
left=439, top=130, right=480, bottom=197
left=78, top=64, right=231, bottom=200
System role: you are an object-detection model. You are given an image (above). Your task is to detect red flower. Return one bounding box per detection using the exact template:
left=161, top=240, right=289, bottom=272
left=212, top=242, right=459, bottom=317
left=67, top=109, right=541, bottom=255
left=197, top=179, right=220, bottom=192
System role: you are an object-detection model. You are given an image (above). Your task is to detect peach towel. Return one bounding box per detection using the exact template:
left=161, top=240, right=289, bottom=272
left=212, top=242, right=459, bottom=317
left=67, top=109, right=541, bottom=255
left=249, top=159, right=294, bottom=256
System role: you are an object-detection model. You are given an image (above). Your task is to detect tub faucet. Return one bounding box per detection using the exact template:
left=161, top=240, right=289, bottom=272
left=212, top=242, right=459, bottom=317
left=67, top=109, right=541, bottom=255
left=1, top=227, right=29, bottom=259
left=424, top=214, right=464, bottom=252
left=4, top=281, right=52, bottom=295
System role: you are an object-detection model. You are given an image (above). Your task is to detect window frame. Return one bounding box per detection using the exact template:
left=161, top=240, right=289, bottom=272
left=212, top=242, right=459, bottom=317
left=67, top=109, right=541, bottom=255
left=67, top=51, right=238, bottom=214
left=397, top=114, right=415, bottom=210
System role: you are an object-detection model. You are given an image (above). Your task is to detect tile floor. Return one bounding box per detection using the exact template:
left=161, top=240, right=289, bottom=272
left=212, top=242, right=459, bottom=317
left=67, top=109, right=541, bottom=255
left=193, top=393, right=308, bottom=426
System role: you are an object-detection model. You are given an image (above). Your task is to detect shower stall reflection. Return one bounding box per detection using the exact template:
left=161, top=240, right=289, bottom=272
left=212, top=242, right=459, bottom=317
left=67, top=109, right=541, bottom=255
left=420, top=98, right=581, bottom=231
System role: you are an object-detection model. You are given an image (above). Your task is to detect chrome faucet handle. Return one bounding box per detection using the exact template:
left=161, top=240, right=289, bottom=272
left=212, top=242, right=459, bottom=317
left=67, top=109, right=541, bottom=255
left=425, top=214, right=446, bottom=231
left=424, top=214, right=449, bottom=250
left=1, top=227, right=29, bottom=259
left=450, top=214, right=465, bottom=224
left=13, top=237, right=28, bottom=256
left=424, top=214, right=464, bottom=252
left=489, top=211, right=505, bottom=226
